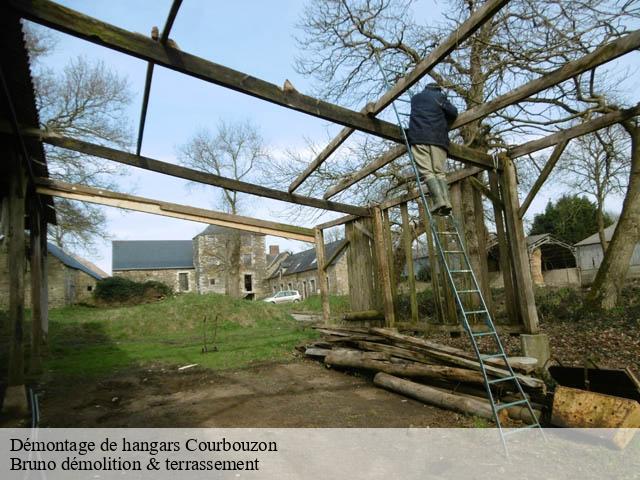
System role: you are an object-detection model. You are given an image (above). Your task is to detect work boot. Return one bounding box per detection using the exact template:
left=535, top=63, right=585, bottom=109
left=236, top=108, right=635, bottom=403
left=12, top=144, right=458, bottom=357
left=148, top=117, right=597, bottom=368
left=438, top=177, right=453, bottom=216
left=426, top=178, right=447, bottom=216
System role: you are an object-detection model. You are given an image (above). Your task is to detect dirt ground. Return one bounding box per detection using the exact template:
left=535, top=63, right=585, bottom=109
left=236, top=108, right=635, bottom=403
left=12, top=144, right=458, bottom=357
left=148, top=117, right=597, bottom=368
left=37, top=359, right=474, bottom=428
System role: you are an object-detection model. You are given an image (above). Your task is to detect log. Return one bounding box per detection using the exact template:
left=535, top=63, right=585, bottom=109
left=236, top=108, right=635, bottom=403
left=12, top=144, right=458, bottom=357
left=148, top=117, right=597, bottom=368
left=374, top=373, right=505, bottom=422
left=304, top=347, right=332, bottom=358
left=342, top=310, right=384, bottom=321
left=325, top=349, right=485, bottom=385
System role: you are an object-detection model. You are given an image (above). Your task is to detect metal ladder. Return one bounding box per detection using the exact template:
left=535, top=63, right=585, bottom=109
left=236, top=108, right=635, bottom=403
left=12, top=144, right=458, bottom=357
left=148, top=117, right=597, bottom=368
left=374, top=55, right=542, bottom=451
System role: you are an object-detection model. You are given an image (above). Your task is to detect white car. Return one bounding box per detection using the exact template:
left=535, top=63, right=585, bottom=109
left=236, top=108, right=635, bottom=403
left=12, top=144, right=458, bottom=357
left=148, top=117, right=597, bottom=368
left=264, top=290, right=302, bottom=304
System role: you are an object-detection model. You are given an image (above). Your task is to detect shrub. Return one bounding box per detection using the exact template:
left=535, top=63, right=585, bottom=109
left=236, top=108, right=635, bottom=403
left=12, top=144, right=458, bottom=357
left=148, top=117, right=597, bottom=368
left=94, top=277, right=172, bottom=305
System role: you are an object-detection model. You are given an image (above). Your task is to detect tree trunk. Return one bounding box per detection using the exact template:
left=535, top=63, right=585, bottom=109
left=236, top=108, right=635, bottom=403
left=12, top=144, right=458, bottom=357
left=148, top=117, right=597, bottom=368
left=226, top=231, right=242, bottom=298
left=587, top=122, right=640, bottom=309
left=596, top=201, right=607, bottom=254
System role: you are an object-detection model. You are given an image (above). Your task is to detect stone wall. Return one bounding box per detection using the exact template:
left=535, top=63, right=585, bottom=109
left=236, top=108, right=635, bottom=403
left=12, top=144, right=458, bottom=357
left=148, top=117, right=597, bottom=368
left=113, top=268, right=196, bottom=293
left=194, top=232, right=267, bottom=298
left=267, top=253, right=349, bottom=298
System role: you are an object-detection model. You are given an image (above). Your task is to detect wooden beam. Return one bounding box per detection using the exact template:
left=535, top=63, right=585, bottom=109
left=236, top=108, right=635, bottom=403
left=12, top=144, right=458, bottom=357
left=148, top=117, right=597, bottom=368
left=323, top=239, right=350, bottom=271
left=452, top=31, right=640, bottom=130
left=10, top=0, right=412, bottom=145
left=29, top=202, right=43, bottom=373
left=499, top=156, right=539, bottom=334
left=468, top=176, right=503, bottom=209
left=518, top=140, right=569, bottom=218
left=382, top=208, right=398, bottom=317
left=400, top=203, right=419, bottom=323
left=510, top=104, right=640, bottom=158
left=372, top=207, right=396, bottom=327
left=314, top=228, right=331, bottom=324
left=315, top=214, right=362, bottom=230
left=288, top=0, right=509, bottom=192
left=35, top=178, right=317, bottom=243
left=5, top=125, right=370, bottom=217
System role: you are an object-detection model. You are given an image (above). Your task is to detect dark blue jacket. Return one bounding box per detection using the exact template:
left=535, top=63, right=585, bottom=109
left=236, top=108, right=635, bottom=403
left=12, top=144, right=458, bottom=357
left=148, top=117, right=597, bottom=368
left=407, top=85, right=458, bottom=151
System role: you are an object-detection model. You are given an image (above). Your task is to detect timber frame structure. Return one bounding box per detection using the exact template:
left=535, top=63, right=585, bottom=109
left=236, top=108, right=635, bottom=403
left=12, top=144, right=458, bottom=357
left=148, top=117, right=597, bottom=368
left=2, top=0, right=640, bottom=388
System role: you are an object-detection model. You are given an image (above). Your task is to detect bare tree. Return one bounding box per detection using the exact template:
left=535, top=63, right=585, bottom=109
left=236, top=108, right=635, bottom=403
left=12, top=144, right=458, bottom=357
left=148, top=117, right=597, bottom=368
left=177, top=120, right=269, bottom=297
left=557, top=126, right=630, bottom=252
left=25, top=23, right=133, bottom=254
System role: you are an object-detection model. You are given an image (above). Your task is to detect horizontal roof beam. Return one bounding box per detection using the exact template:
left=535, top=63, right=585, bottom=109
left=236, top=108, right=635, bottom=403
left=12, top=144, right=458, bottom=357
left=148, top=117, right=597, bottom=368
left=4, top=123, right=370, bottom=217
left=288, top=0, right=509, bottom=192
left=35, top=178, right=316, bottom=243
left=10, top=0, right=493, bottom=170
left=452, top=29, right=640, bottom=130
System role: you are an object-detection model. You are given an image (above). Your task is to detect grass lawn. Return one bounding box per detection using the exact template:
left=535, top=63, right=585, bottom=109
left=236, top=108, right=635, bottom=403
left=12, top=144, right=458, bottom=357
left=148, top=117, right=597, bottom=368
left=2, top=293, right=318, bottom=380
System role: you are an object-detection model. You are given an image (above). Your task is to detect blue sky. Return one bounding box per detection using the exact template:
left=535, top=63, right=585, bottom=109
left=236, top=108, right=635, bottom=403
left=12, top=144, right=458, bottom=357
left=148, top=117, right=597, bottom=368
left=29, top=0, right=639, bottom=273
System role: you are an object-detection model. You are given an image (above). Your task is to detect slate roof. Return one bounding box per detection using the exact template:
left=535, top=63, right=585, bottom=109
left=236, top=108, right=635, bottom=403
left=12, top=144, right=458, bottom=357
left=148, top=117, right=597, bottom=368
left=575, top=223, right=618, bottom=246
left=112, top=240, right=194, bottom=270
left=268, top=239, right=347, bottom=279
left=48, top=243, right=105, bottom=280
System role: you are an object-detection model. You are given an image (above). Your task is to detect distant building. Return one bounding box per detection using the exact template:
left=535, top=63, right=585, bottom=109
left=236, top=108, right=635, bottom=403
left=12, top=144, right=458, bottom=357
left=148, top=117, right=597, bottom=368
left=575, top=223, right=640, bottom=285
left=266, top=240, right=349, bottom=298
left=0, top=242, right=105, bottom=308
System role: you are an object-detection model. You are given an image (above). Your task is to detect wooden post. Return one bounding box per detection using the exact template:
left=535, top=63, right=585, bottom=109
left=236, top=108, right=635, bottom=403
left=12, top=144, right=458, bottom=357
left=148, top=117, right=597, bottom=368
left=372, top=207, right=396, bottom=327
left=314, top=228, right=331, bottom=324
left=40, top=213, right=49, bottom=343
left=400, top=203, right=418, bottom=323
left=419, top=203, right=443, bottom=324
left=499, top=156, right=540, bottom=334
left=7, top=160, right=26, bottom=386
left=382, top=208, right=398, bottom=316
left=488, top=171, right=520, bottom=325
left=29, top=202, right=43, bottom=373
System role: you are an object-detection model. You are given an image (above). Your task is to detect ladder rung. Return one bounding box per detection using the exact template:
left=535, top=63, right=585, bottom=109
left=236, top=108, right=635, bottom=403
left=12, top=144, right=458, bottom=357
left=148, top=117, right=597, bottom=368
left=463, top=309, right=488, bottom=315
left=443, top=250, right=464, bottom=254
left=496, top=399, right=529, bottom=411
left=481, top=353, right=506, bottom=360
left=503, top=424, right=540, bottom=436
left=487, top=376, right=517, bottom=385
left=438, top=231, right=458, bottom=235
left=458, top=289, right=479, bottom=294
left=450, top=269, right=472, bottom=273
left=472, top=331, right=497, bottom=338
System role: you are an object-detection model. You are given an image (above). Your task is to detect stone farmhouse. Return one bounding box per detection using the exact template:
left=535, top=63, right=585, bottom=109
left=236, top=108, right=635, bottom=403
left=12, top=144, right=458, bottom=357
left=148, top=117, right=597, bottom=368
left=112, top=227, right=349, bottom=300
left=0, top=242, right=106, bottom=308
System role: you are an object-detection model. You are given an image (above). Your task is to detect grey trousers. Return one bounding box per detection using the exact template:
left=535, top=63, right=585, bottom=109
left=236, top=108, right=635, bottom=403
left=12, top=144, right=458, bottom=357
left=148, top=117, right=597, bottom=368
left=411, top=144, right=447, bottom=181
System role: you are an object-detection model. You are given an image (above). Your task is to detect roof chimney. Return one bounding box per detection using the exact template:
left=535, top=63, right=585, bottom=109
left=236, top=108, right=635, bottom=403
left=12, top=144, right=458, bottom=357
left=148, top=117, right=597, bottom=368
left=269, top=245, right=280, bottom=257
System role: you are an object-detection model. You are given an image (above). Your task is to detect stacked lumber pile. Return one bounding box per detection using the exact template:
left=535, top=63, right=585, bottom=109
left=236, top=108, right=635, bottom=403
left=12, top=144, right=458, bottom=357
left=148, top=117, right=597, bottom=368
left=302, top=326, right=548, bottom=424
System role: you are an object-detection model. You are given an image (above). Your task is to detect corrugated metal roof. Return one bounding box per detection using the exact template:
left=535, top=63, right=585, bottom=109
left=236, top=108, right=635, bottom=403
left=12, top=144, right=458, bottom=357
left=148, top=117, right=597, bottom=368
left=112, top=240, right=194, bottom=270
left=575, top=223, right=618, bottom=246
left=269, top=239, right=346, bottom=279
left=48, top=243, right=105, bottom=280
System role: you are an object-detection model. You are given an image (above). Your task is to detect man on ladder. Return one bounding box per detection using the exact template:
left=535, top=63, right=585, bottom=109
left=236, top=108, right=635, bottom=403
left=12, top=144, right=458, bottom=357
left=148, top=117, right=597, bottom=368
left=407, top=83, right=458, bottom=216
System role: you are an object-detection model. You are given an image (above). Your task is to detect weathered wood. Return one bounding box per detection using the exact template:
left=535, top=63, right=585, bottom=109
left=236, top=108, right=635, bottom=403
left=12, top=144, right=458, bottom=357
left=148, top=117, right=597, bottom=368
left=323, top=239, right=349, bottom=271
left=510, top=104, right=640, bottom=158
left=314, top=228, right=331, bottom=324
left=326, top=349, right=485, bottom=385
left=7, top=158, right=26, bottom=386
left=453, top=33, right=640, bottom=130
left=488, top=171, right=519, bottom=325
left=400, top=203, right=419, bottom=323
left=304, top=347, right=332, bottom=358
left=288, top=0, right=509, bottom=192
left=342, top=310, right=384, bottom=321
left=346, top=218, right=379, bottom=312
left=374, top=373, right=504, bottom=421
left=519, top=140, right=569, bottom=218
left=35, top=178, right=316, bottom=243
left=499, top=156, right=540, bottom=334
left=29, top=202, right=43, bottom=373
left=382, top=209, right=398, bottom=317
left=418, top=202, right=443, bottom=324
left=315, top=214, right=362, bottom=230
left=39, top=213, right=49, bottom=343
left=468, top=176, right=503, bottom=209
left=6, top=126, right=370, bottom=217
left=372, top=207, right=396, bottom=327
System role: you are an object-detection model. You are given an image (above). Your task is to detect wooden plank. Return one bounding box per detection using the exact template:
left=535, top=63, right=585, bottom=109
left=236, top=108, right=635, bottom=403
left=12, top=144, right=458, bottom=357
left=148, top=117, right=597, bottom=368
left=418, top=202, right=443, bottom=324
left=468, top=176, right=503, bottom=209
left=488, top=171, right=519, bottom=326
left=382, top=208, right=398, bottom=317
left=35, top=178, right=316, bottom=243
left=510, top=104, right=640, bottom=158
left=7, top=157, right=26, bottom=386
left=39, top=211, right=49, bottom=342
left=288, top=0, right=509, bottom=192
left=314, top=228, right=331, bottom=324
left=499, top=156, right=540, bottom=334
left=452, top=32, right=640, bottom=130
left=3, top=125, right=371, bottom=217
left=323, top=239, right=349, bottom=271
left=519, top=140, right=568, bottom=218
left=346, top=218, right=379, bottom=312
left=400, top=203, right=418, bottom=323
left=372, top=207, right=396, bottom=327
left=316, top=214, right=362, bottom=230
left=29, top=202, right=43, bottom=373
